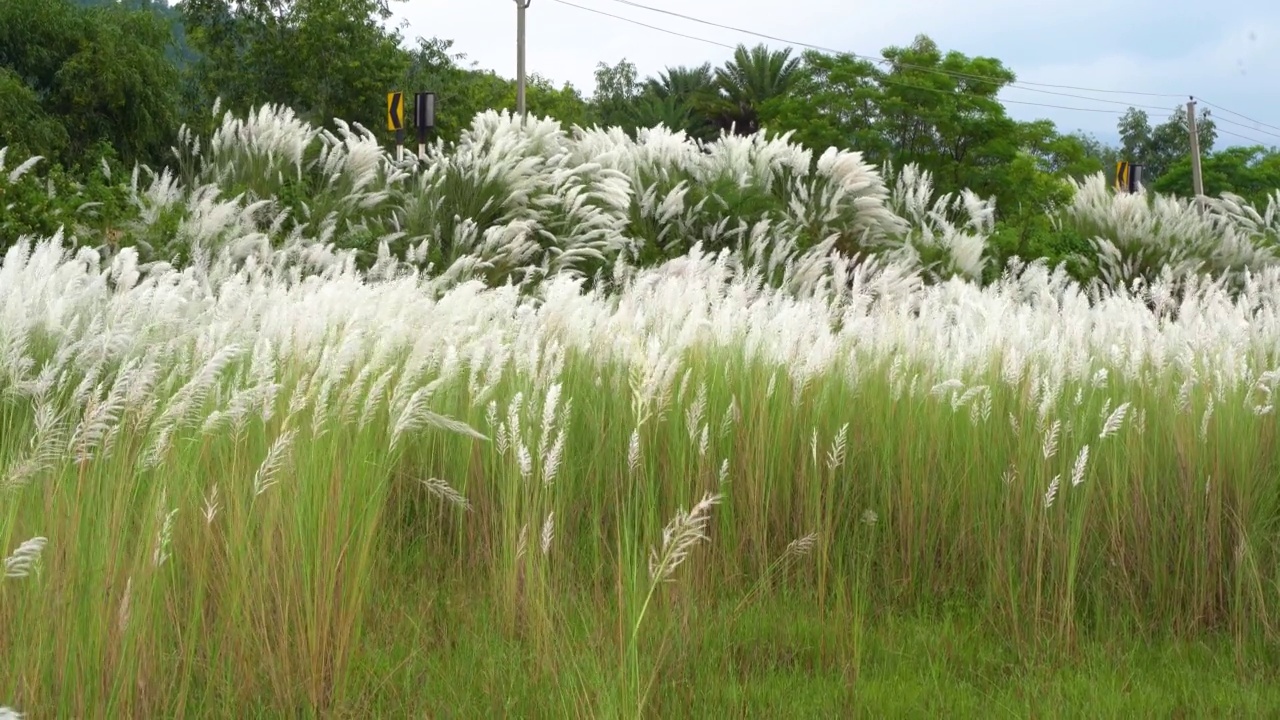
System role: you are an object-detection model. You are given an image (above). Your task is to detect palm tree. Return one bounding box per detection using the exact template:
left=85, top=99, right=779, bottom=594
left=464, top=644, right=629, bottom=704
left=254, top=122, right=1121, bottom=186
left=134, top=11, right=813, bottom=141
left=646, top=63, right=716, bottom=103
left=708, top=44, right=802, bottom=136
left=632, top=63, right=718, bottom=140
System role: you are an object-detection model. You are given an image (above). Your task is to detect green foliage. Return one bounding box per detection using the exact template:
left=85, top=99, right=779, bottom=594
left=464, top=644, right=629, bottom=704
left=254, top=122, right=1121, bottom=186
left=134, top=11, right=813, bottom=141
left=180, top=0, right=409, bottom=135
left=0, top=0, right=181, bottom=168
left=706, top=44, right=803, bottom=136
left=0, top=69, right=70, bottom=162
left=638, top=64, right=718, bottom=141
left=591, top=58, right=644, bottom=130
left=758, top=51, right=886, bottom=158
left=399, top=38, right=590, bottom=147
left=0, top=146, right=136, bottom=252
left=1155, top=145, right=1280, bottom=206
left=757, top=37, right=1080, bottom=230
left=3, top=0, right=1278, bottom=288
left=400, top=38, right=512, bottom=144
left=986, top=216, right=1096, bottom=285
left=1117, top=105, right=1217, bottom=185
left=525, top=74, right=591, bottom=131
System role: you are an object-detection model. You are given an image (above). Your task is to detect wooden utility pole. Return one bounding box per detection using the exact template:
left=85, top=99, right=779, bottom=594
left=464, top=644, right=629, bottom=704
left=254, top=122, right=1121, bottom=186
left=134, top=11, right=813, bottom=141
left=515, top=0, right=532, bottom=120
left=1187, top=97, right=1206, bottom=212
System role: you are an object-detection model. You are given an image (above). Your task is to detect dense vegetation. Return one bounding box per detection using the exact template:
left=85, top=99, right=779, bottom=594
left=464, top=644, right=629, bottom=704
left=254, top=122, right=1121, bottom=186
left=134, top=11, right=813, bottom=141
left=0, top=102, right=1279, bottom=718
left=2, top=0, right=1278, bottom=276
left=4, top=2, right=1280, bottom=718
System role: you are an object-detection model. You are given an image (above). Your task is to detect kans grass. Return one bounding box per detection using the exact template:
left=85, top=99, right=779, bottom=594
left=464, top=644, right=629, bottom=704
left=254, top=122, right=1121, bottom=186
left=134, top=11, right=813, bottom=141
left=3, top=108, right=1280, bottom=717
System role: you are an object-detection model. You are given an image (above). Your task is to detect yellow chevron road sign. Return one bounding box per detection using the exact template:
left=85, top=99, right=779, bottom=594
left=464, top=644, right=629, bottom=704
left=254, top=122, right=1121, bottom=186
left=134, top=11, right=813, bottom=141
left=386, top=92, right=405, bottom=132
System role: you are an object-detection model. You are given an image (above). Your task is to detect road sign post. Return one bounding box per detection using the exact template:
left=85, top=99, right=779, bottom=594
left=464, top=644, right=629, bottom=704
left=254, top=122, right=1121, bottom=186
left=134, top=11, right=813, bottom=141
left=386, top=91, right=406, bottom=161
left=414, top=92, right=436, bottom=160
left=1115, top=161, right=1130, bottom=194
left=1128, top=164, right=1143, bottom=193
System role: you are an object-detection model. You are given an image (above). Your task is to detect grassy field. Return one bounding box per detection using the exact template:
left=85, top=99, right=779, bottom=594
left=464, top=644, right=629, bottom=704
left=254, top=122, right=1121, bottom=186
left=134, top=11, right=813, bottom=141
left=3, top=235, right=1280, bottom=717
left=4, top=107, right=1280, bottom=717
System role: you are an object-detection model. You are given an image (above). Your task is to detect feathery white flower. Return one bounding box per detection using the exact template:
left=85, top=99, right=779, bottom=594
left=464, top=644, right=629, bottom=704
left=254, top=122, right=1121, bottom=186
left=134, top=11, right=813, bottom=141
left=253, top=428, right=297, bottom=497
left=1071, top=444, right=1090, bottom=487
left=1042, top=419, right=1062, bottom=461
left=1099, top=401, right=1131, bottom=440
left=3, top=537, right=47, bottom=579
left=1044, top=474, right=1061, bottom=509
left=420, top=477, right=472, bottom=511
left=649, top=492, right=722, bottom=583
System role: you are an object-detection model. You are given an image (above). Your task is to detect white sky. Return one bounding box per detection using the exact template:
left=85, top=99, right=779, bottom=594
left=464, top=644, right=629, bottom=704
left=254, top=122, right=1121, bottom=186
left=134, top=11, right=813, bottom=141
left=392, top=0, right=1280, bottom=149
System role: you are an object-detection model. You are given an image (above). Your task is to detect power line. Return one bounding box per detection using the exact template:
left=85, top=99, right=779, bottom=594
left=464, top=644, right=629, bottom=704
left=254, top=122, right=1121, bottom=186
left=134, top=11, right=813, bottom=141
left=603, top=0, right=1188, bottom=101
left=1002, top=86, right=1181, bottom=114
left=886, top=77, right=1176, bottom=117
left=1195, top=98, right=1280, bottom=135
left=550, top=0, right=1178, bottom=120
left=1214, top=127, right=1277, bottom=147
left=608, top=0, right=1280, bottom=140
left=1209, top=114, right=1280, bottom=141
left=552, top=0, right=1278, bottom=142
left=547, top=0, right=734, bottom=50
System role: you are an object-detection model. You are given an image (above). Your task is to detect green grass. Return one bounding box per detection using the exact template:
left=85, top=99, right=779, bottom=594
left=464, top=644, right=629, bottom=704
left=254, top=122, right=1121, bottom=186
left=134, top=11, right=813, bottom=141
left=3, top=322, right=1280, bottom=717
left=346, top=586, right=1280, bottom=718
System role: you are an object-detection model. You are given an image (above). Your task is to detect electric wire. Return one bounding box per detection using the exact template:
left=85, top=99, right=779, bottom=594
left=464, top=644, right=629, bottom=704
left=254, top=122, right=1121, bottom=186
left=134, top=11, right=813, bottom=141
left=548, top=0, right=1277, bottom=142
left=548, top=0, right=736, bottom=50
left=1214, top=127, right=1277, bottom=147
left=604, top=0, right=1189, bottom=99
left=549, top=0, right=1177, bottom=119
left=605, top=0, right=1280, bottom=133
left=1192, top=102, right=1280, bottom=140
left=1196, top=98, right=1280, bottom=133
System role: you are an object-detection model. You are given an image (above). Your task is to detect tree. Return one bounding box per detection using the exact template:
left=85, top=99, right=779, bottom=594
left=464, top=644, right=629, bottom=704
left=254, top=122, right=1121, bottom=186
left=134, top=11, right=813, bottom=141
left=872, top=35, right=1022, bottom=208
left=1154, top=145, right=1280, bottom=206
left=1115, top=104, right=1216, bottom=185
left=73, top=0, right=197, bottom=68
left=708, top=44, right=802, bottom=136
left=635, top=63, right=718, bottom=140
left=1017, top=121, right=1106, bottom=180
left=400, top=37, right=511, bottom=143
left=400, top=38, right=589, bottom=143
left=1069, top=131, right=1122, bottom=179
left=525, top=74, right=591, bottom=129
left=0, top=68, right=70, bottom=161
left=181, top=0, right=409, bottom=134
left=758, top=50, right=885, bottom=157
left=590, top=58, right=642, bottom=129
left=0, top=0, right=181, bottom=167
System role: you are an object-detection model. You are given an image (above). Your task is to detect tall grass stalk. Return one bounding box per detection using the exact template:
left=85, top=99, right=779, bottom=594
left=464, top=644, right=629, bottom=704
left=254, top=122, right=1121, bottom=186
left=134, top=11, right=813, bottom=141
left=4, top=177, right=1280, bottom=713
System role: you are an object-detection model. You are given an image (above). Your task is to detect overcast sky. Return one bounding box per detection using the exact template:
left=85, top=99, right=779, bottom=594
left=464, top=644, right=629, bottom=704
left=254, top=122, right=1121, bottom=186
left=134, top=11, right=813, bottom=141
left=392, top=1, right=1280, bottom=149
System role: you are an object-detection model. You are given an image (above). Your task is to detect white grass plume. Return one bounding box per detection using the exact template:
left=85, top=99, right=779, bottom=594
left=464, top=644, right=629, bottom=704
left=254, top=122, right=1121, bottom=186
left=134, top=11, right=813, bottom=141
left=1042, top=419, right=1062, bottom=461
left=6, top=155, right=43, bottom=185
left=390, top=386, right=488, bottom=453
left=153, top=488, right=179, bottom=567
left=540, top=511, right=555, bottom=556
left=784, top=532, right=818, bottom=558
left=1071, top=444, right=1090, bottom=487
left=253, top=428, right=297, bottom=497
left=1044, top=474, right=1061, bottom=510
left=1099, top=401, right=1131, bottom=440
left=3, top=401, right=65, bottom=493
left=3, top=536, right=47, bottom=579
left=419, top=477, right=472, bottom=511
left=649, top=492, right=723, bottom=583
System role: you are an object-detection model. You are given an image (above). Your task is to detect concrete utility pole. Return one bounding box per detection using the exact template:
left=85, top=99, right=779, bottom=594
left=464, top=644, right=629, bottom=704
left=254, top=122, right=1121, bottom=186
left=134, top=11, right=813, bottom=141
left=1187, top=97, right=1206, bottom=212
left=515, top=0, right=532, bottom=120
